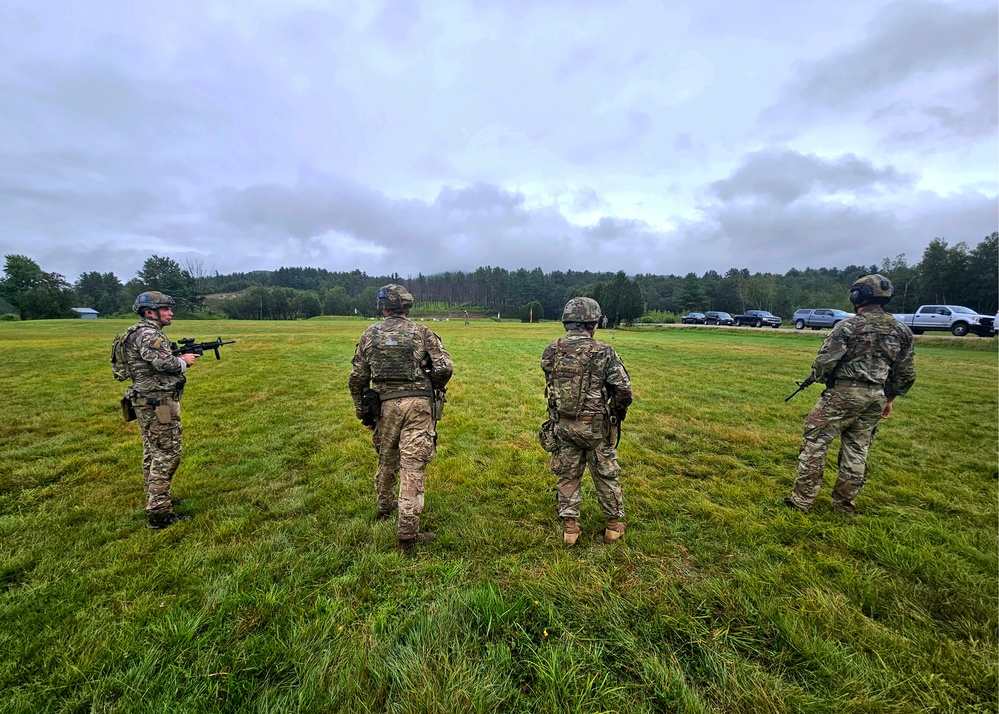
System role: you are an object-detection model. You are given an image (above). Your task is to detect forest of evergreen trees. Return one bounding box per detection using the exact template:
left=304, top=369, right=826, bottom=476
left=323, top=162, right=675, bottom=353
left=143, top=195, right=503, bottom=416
left=2, top=233, right=996, bottom=324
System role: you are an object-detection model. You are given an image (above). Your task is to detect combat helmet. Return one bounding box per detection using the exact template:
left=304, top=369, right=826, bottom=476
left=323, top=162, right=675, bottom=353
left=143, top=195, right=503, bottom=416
left=849, top=274, right=894, bottom=307
left=133, top=291, right=176, bottom=315
left=377, top=284, right=414, bottom=313
left=561, top=297, right=602, bottom=324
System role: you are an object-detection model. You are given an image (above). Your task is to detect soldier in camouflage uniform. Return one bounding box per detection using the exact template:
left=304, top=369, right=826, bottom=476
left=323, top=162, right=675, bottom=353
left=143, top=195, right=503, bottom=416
left=349, top=284, right=453, bottom=547
left=119, top=292, right=199, bottom=529
left=784, top=274, right=916, bottom=515
left=541, top=297, right=633, bottom=545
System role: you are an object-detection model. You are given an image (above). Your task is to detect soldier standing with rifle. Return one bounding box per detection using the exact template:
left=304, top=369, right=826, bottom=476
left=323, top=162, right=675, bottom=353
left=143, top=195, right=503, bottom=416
left=784, top=274, right=916, bottom=515
left=349, top=284, right=453, bottom=548
left=112, top=292, right=199, bottom=529
left=540, top=297, right=632, bottom=546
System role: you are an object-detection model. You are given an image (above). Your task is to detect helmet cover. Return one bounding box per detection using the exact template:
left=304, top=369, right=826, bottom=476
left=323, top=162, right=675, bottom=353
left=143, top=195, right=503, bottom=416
left=561, top=297, right=602, bottom=323
left=849, top=274, right=894, bottom=306
left=376, top=284, right=415, bottom=312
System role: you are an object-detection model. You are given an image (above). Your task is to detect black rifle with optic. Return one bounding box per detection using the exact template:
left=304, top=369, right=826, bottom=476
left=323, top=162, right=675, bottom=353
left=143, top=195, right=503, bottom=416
left=172, top=336, right=236, bottom=360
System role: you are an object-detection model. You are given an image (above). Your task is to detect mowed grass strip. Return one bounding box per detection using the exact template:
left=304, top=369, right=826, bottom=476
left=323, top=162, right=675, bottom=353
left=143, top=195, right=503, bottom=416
left=0, top=319, right=995, bottom=713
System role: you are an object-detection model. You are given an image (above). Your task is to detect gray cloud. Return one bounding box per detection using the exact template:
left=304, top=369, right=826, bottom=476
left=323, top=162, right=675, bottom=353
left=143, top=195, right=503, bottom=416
left=569, top=187, right=603, bottom=213
left=375, top=0, right=422, bottom=44
left=876, top=69, right=999, bottom=145
left=769, top=0, right=998, bottom=144
left=677, top=147, right=997, bottom=272
left=1, top=163, right=993, bottom=283
left=0, top=0, right=993, bottom=285
left=782, top=1, right=996, bottom=107
left=710, top=149, right=913, bottom=204
left=204, top=166, right=995, bottom=281
left=666, top=189, right=998, bottom=276
left=211, top=175, right=671, bottom=275
left=556, top=45, right=600, bottom=79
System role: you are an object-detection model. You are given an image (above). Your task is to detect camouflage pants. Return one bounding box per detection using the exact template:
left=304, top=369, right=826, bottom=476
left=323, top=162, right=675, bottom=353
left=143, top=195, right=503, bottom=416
left=790, top=385, right=885, bottom=514
left=372, top=396, right=437, bottom=539
left=550, top=416, right=623, bottom=520
left=134, top=399, right=182, bottom=515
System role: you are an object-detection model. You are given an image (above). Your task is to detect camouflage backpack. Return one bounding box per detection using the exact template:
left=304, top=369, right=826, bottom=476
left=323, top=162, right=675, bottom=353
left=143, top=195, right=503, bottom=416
left=110, top=324, right=143, bottom=382
left=548, top=338, right=607, bottom=419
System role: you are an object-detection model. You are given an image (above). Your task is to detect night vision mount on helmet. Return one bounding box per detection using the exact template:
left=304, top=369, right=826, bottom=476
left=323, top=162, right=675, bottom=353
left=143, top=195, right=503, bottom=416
left=849, top=274, right=894, bottom=307
left=561, top=297, right=602, bottom=324
left=133, top=291, right=176, bottom=315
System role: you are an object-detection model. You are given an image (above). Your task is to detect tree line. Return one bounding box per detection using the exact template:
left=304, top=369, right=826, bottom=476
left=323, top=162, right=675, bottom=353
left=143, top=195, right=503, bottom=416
left=2, top=233, right=996, bottom=323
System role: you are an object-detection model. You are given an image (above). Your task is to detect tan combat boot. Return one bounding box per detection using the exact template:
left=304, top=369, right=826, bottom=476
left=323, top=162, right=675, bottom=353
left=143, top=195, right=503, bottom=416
left=603, top=519, right=625, bottom=543
left=563, top=518, right=581, bottom=546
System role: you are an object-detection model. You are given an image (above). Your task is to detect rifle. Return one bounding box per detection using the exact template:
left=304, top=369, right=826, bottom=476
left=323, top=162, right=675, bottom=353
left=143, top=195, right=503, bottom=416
left=172, top=336, right=236, bottom=360
left=420, top=354, right=447, bottom=422
left=360, top=387, right=381, bottom=427
left=784, top=374, right=816, bottom=402
left=607, top=385, right=628, bottom=448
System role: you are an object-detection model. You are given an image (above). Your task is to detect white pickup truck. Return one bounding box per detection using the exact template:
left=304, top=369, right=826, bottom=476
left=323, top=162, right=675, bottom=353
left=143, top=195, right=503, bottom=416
left=892, top=305, right=996, bottom=337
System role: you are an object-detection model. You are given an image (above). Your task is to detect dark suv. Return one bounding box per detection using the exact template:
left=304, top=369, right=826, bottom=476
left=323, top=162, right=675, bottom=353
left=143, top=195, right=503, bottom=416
left=681, top=312, right=705, bottom=324
left=735, top=310, right=782, bottom=328
left=704, top=311, right=735, bottom=326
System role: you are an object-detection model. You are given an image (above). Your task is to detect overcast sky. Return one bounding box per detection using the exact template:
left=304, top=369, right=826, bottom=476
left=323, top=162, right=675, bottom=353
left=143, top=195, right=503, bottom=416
left=1, top=0, right=996, bottom=282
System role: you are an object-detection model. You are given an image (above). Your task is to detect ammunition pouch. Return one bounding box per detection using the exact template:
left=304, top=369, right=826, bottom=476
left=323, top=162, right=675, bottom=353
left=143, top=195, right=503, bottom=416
left=539, top=419, right=557, bottom=453
left=121, top=396, right=137, bottom=422
left=361, top=387, right=381, bottom=427
left=431, top=388, right=446, bottom=423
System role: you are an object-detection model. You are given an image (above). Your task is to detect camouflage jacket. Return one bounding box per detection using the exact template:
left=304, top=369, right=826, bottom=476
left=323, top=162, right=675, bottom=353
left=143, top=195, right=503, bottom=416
left=124, top=318, right=187, bottom=396
left=541, top=329, right=632, bottom=419
left=348, top=316, right=453, bottom=417
left=812, top=306, right=916, bottom=398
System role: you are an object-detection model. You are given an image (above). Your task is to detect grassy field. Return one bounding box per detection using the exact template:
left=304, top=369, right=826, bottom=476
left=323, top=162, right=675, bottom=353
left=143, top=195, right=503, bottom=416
left=0, top=318, right=996, bottom=713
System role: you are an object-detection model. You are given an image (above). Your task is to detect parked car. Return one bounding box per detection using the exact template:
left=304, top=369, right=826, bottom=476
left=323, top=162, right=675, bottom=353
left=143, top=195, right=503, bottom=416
left=792, top=308, right=854, bottom=330
left=734, top=310, right=782, bottom=328
left=681, top=312, right=706, bottom=324
left=891, top=305, right=995, bottom=337
left=704, top=311, right=735, bottom=326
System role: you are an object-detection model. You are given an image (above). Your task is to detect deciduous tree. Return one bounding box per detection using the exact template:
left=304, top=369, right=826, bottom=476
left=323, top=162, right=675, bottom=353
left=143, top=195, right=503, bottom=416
left=0, top=255, right=73, bottom=320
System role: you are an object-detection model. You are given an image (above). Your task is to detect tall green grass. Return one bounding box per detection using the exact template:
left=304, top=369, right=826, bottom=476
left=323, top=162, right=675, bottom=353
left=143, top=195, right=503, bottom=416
left=1, top=319, right=995, bottom=713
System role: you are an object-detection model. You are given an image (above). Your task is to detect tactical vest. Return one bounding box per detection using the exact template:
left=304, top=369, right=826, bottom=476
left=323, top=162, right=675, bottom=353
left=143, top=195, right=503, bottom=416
left=851, top=320, right=905, bottom=364
left=549, top=338, right=607, bottom=419
left=848, top=317, right=907, bottom=372
left=369, top=322, right=427, bottom=389
left=110, top=323, right=144, bottom=382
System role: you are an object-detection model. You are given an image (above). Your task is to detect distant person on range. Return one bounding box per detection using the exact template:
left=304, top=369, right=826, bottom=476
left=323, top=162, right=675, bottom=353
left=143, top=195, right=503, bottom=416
left=784, top=274, right=916, bottom=515
left=112, top=292, right=199, bottom=529
left=540, top=297, right=632, bottom=545
left=348, top=284, right=453, bottom=548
